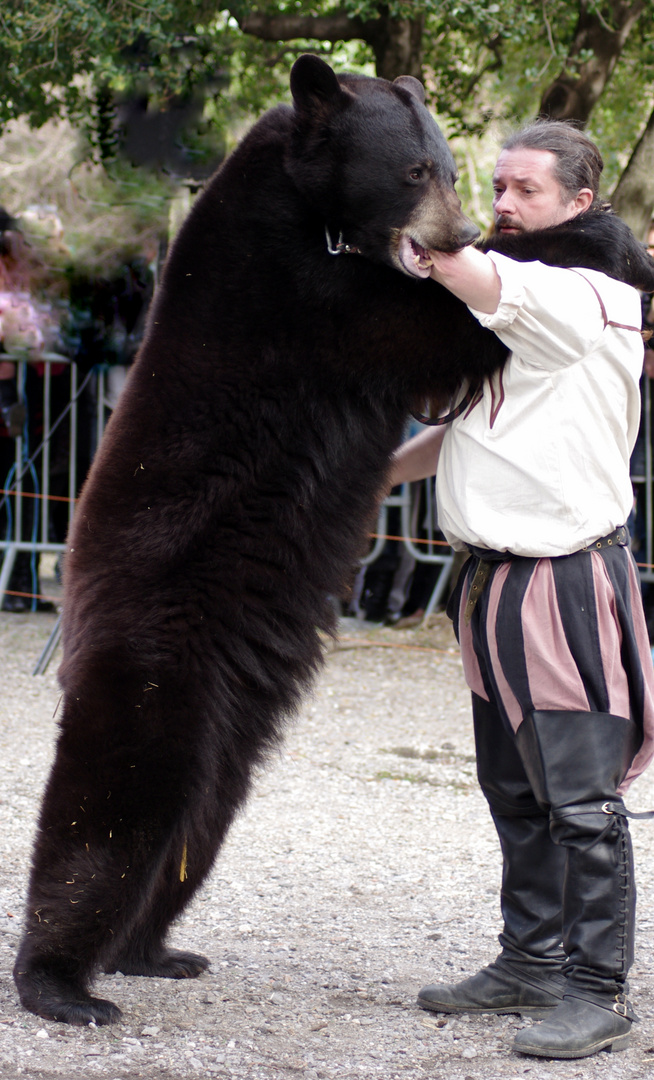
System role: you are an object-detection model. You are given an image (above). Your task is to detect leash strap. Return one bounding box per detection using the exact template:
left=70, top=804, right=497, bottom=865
left=411, top=384, right=477, bottom=426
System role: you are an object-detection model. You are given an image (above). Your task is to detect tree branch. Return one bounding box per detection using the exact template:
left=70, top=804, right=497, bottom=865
left=233, top=6, right=425, bottom=81
left=539, top=0, right=647, bottom=123
left=237, top=11, right=366, bottom=44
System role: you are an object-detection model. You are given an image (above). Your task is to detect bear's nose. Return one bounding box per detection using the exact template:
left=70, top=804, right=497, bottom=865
left=453, top=219, right=480, bottom=249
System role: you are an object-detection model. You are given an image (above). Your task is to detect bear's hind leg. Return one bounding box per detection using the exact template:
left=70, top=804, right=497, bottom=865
left=14, top=722, right=210, bottom=1022
left=14, top=824, right=199, bottom=1023
left=13, top=824, right=159, bottom=1026
left=104, top=808, right=235, bottom=978
left=15, top=815, right=213, bottom=1021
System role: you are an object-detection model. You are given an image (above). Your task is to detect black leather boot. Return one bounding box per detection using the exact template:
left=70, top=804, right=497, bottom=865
left=417, top=947, right=566, bottom=1017
left=513, top=710, right=640, bottom=1058
left=418, top=695, right=566, bottom=1016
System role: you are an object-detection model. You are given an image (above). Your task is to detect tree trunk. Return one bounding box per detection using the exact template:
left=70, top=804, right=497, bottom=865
left=364, top=10, right=425, bottom=81
left=539, top=0, right=645, bottom=124
left=611, top=106, right=654, bottom=239
left=236, top=5, right=424, bottom=82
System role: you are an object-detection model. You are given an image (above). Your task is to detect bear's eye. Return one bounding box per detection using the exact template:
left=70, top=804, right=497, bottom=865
left=408, top=167, right=425, bottom=183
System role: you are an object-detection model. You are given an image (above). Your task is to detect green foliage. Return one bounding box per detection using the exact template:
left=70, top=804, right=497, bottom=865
left=414, top=0, right=654, bottom=205
left=224, top=36, right=373, bottom=132
left=420, top=1, right=593, bottom=131
left=3, top=2, right=654, bottom=144
left=1, top=0, right=653, bottom=222
left=0, top=3, right=229, bottom=149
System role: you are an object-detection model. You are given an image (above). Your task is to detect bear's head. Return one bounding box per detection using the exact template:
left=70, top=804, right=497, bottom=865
left=286, top=54, right=478, bottom=278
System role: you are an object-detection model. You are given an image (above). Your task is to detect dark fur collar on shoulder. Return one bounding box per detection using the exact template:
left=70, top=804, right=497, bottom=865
left=482, top=206, right=654, bottom=292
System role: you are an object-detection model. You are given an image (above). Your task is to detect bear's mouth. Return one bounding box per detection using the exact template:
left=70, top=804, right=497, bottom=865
left=398, top=234, right=433, bottom=279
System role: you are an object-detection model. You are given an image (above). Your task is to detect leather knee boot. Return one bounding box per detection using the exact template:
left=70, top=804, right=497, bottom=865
left=418, top=696, right=566, bottom=1016
left=512, top=710, right=640, bottom=1059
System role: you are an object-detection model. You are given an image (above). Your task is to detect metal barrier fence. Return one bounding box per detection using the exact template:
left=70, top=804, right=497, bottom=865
left=1, top=360, right=653, bottom=664
left=0, top=355, right=113, bottom=611
left=363, top=482, right=454, bottom=617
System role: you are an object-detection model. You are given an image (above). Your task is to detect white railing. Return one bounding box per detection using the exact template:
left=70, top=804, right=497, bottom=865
left=0, top=356, right=113, bottom=612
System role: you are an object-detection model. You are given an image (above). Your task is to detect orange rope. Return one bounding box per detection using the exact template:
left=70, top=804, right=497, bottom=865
left=3, top=589, right=59, bottom=603
left=0, top=487, right=75, bottom=504
left=369, top=531, right=450, bottom=547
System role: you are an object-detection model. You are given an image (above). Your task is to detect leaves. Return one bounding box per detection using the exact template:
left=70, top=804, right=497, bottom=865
left=0, top=1, right=653, bottom=208
left=0, top=1, right=223, bottom=130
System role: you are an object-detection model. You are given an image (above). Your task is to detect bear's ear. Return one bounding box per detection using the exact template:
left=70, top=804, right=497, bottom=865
left=291, top=54, right=345, bottom=113
left=392, top=76, right=425, bottom=104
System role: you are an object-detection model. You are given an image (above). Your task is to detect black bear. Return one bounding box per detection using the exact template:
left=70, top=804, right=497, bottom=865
left=13, top=55, right=508, bottom=1025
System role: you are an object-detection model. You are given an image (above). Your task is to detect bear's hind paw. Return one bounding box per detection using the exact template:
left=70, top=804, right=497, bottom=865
left=106, top=947, right=210, bottom=979
left=49, top=995, right=122, bottom=1026
left=14, top=965, right=122, bottom=1026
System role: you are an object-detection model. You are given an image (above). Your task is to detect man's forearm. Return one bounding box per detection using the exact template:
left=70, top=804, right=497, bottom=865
left=389, top=426, right=446, bottom=486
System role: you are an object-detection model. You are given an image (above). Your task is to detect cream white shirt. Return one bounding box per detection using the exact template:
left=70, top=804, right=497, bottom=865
left=436, top=252, right=644, bottom=557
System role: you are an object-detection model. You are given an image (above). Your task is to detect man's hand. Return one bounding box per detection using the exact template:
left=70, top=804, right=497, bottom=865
left=427, top=246, right=501, bottom=315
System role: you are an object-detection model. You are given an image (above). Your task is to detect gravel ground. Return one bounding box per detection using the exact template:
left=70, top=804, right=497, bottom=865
left=2, top=568, right=654, bottom=1080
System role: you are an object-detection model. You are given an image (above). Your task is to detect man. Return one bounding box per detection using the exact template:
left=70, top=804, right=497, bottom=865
left=391, top=120, right=654, bottom=1060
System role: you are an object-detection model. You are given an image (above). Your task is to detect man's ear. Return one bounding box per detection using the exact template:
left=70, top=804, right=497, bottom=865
left=573, top=188, right=594, bottom=214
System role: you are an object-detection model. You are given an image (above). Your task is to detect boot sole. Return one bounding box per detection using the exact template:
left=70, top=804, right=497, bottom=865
left=513, top=1031, right=631, bottom=1059
left=417, top=996, right=558, bottom=1018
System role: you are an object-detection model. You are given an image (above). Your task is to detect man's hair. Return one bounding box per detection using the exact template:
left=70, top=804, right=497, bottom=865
left=502, top=120, right=603, bottom=205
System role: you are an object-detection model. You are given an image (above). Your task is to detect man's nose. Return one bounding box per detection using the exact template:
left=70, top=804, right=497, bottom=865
left=494, top=191, right=514, bottom=214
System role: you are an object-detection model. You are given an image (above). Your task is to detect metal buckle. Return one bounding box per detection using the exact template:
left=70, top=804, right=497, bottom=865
left=324, top=225, right=360, bottom=256
left=602, top=801, right=613, bottom=814
left=613, top=994, right=629, bottom=1017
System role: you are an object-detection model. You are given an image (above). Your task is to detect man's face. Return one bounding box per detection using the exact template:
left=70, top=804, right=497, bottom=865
left=492, top=147, right=591, bottom=235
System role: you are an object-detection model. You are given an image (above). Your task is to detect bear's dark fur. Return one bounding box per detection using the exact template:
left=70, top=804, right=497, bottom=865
left=13, top=56, right=507, bottom=1025
left=484, top=206, right=654, bottom=292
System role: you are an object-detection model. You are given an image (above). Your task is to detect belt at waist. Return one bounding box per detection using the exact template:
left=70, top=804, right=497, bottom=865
left=463, top=526, right=629, bottom=625
left=466, top=525, right=629, bottom=564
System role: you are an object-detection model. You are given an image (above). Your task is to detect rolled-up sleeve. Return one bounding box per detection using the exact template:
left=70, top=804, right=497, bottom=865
left=467, top=251, right=608, bottom=371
